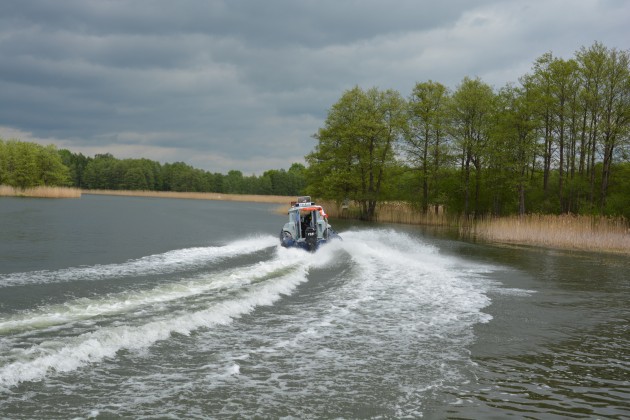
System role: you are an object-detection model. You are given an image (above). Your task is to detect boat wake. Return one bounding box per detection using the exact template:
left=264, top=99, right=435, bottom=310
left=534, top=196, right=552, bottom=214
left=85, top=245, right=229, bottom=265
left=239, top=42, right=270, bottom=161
left=0, top=235, right=334, bottom=389
left=0, top=235, right=279, bottom=288
left=0, top=229, right=510, bottom=409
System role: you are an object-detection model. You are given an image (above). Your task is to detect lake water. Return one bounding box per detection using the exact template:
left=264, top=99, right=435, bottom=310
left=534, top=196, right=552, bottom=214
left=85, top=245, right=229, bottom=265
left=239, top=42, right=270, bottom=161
left=1, top=194, right=628, bottom=419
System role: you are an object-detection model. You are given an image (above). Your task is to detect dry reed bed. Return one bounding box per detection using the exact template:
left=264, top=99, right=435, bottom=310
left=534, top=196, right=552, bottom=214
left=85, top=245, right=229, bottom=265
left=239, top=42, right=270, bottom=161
left=320, top=199, right=630, bottom=254
left=0, top=185, right=81, bottom=198
left=319, top=200, right=451, bottom=226
left=472, top=214, right=630, bottom=254
left=83, top=189, right=294, bottom=204
left=8, top=187, right=623, bottom=254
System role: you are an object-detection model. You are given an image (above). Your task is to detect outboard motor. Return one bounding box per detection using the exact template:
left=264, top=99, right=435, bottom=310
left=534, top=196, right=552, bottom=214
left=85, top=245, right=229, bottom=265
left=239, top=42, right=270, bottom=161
left=280, top=231, right=294, bottom=248
left=304, top=226, right=317, bottom=252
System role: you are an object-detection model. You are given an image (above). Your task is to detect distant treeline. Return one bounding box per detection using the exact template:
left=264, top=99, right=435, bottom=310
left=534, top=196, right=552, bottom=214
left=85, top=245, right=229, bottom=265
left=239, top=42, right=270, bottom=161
left=60, top=151, right=307, bottom=196
left=0, top=139, right=307, bottom=196
left=0, top=139, right=69, bottom=189
left=306, top=42, right=630, bottom=220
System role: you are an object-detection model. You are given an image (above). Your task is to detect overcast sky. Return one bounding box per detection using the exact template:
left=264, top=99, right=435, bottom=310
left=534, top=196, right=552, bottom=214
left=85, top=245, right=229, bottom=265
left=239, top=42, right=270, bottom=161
left=0, top=1, right=628, bottom=174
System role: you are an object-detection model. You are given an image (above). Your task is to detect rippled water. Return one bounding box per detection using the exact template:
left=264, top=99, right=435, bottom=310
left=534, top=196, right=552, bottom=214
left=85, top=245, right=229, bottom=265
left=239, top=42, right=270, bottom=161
left=0, top=195, right=628, bottom=418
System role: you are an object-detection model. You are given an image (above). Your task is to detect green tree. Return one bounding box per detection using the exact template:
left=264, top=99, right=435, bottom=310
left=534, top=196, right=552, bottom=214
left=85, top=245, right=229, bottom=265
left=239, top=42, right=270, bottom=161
left=162, top=162, right=207, bottom=192
left=404, top=80, right=450, bottom=213
left=306, top=86, right=407, bottom=220
left=598, top=47, right=630, bottom=212
left=83, top=153, right=122, bottom=189
left=223, top=170, right=244, bottom=194
left=37, top=144, right=70, bottom=186
left=206, top=172, right=223, bottom=192
left=122, top=166, right=149, bottom=190
left=491, top=83, right=540, bottom=215
left=576, top=42, right=608, bottom=207
left=0, top=140, right=5, bottom=184
left=548, top=57, right=580, bottom=211
left=529, top=53, right=557, bottom=199
left=2, top=140, right=39, bottom=188
left=287, top=162, right=307, bottom=195
left=0, top=139, right=68, bottom=189
left=604, top=162, right=630, bottom=218
left=449, top=77, right=496, bottom=216
left=58, top=149, right=90, bottom=188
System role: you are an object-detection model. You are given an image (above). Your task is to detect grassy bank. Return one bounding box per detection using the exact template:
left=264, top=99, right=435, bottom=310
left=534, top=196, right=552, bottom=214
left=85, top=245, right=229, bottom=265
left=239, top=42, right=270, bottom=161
left=319, top=199, right=630, bottom=254
left=75, top=191, right=630, bottom=254
left=319, top=200, right=452, bottom=226
left=83, top=189, right=294, bottom=204
left=470, top=214, right=630, bottom=254
left=0, top=185, right=81, bottom=198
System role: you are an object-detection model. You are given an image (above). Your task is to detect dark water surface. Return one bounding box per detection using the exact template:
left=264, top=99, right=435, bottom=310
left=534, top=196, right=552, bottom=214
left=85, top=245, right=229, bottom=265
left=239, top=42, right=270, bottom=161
left=1, top=195, right=628, bottom=418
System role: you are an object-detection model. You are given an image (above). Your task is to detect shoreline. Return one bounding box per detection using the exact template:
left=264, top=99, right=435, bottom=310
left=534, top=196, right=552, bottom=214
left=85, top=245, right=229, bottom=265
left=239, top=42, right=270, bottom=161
left=4, top=186, right=627, bottom=255
left=468, top=214, right=630, bottom=255
left=0, top=185, right=81, bottom=198
left=82, top=189, right=294, bottom=204
left=321, top=200, right=630, bottom=255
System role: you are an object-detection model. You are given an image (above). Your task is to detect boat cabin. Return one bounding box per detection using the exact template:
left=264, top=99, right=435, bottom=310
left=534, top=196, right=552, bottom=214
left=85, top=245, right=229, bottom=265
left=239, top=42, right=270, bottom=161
left=280, top=196, right=338, bottom=251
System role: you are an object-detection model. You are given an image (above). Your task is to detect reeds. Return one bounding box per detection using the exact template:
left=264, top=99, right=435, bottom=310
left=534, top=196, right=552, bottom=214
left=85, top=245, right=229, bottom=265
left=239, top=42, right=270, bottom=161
left=0, top=185, right=81, bottom=198
left=471, top=214, right=630, bottom=254
left=83, top=189, right=294, bottom=204
left=37, top=189, right=625, bottom=254
left=316, top=198, right=630, bottom=254
left=318, top=200, right=452, bottom=226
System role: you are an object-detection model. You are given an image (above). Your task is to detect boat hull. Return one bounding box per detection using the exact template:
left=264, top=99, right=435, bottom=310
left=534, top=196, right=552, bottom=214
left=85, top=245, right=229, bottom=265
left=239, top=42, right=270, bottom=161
left=278, top=197, right=341, bottom=252
left=279, top=229, right=341, bottom=252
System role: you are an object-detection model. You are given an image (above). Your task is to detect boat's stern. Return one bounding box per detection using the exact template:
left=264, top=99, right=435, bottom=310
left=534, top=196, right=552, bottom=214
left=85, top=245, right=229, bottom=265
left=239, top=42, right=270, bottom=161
left=279, top=197, right=341, bottom=251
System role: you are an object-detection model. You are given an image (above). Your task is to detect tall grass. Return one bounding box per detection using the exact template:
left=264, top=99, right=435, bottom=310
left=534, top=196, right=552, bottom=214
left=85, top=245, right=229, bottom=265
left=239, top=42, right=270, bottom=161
left=318, top=200, right=452, bottom=226
left=316, top=199, right=629, bottom=254
left=471, top=214, right=630, bottom=254
left=83, top=189, right=294, bottom=204
left=0, top=185, right=81, bottom=198
left=39, top=190, right=625, bottom=254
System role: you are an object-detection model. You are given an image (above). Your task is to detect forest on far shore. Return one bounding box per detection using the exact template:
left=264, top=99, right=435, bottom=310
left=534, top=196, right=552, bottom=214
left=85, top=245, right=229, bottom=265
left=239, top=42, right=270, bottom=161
left=1, top=42, right=629, bottom=220
left=0, top=139, right=307, bottom=197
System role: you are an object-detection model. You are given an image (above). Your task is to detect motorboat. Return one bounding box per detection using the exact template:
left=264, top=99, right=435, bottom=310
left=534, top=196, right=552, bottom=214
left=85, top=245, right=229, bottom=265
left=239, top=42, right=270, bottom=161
left=280, top=196, right=341, bottom=251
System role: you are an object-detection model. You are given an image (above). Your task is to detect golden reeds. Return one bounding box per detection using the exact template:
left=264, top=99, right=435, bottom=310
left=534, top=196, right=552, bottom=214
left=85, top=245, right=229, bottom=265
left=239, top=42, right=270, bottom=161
left=10, top=186, right=623, bottom=253
left=318, top=200, right=451, bottom=226
left=0, top=185, right=81, bottom=198
left=472, top=214, right=630, bottom=254
left=83, top=189, right=294, bottom=204
left=316, top=199, right=630, bottom=254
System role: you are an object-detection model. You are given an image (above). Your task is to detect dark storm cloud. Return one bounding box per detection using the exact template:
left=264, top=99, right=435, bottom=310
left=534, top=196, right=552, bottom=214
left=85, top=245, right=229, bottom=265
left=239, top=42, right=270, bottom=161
left=0, top=0, right=628, bottom=173
left=1, top=1, right=479, bottom=45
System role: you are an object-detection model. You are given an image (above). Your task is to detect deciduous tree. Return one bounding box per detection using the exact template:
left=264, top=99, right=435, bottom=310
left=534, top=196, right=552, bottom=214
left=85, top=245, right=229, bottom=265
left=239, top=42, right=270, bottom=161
left=404, top=81, right=451, bottom=213
left=306, top=86, right=407, bottom=220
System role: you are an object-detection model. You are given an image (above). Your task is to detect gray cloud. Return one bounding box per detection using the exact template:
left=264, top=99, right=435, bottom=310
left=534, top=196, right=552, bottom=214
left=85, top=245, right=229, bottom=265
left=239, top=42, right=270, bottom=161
left=1, top=0, right=628, bottom=174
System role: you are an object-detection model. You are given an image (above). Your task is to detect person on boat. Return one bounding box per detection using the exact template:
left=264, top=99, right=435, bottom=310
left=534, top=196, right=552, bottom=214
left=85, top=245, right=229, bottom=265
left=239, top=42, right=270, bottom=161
left=301, top=213, right=312, bottom=237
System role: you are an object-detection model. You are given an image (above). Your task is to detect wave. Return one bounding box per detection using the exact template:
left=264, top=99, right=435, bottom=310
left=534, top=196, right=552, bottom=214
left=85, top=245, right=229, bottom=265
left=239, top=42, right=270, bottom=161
left=0, top=235, right=278, bottom=288
left=0, top=246, right=313, bottom=389
left=0, top=258, right=301, bottom=335
left=331, top=228, right=494, bottom=335
left=0, top=230, right=524, bottom=392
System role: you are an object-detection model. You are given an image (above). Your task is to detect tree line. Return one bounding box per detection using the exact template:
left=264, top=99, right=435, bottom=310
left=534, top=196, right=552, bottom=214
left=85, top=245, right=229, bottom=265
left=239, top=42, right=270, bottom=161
left=61, top=152, right=307, bottom=196
left=0, top=139, right=69, bottom=188
left=3, top=42, right=628, bottom=221
left=0, top=140, right=307, bottom=197
left=306, top=42, right=630, bottom=220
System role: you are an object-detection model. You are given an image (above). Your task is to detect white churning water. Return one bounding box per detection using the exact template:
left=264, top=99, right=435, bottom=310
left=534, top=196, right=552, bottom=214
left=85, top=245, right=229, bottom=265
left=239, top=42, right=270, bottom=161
left=0, top=235, right=279, bottom=288
left=0, top=229, right=502, bottom=416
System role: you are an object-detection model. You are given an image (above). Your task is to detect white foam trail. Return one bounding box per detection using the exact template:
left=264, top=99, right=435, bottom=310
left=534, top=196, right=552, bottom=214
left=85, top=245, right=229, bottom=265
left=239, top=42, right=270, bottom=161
left=336, top=229, right=495, bottom=321
left=0, top=257, right=301, bottom=334
left=0, top=235, right=278, bottom=288
left=0, top=249, right=311, bottom=389
left=0, top=229, right=527, bottom=393
left=186, top=229, right=507, bottom=417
